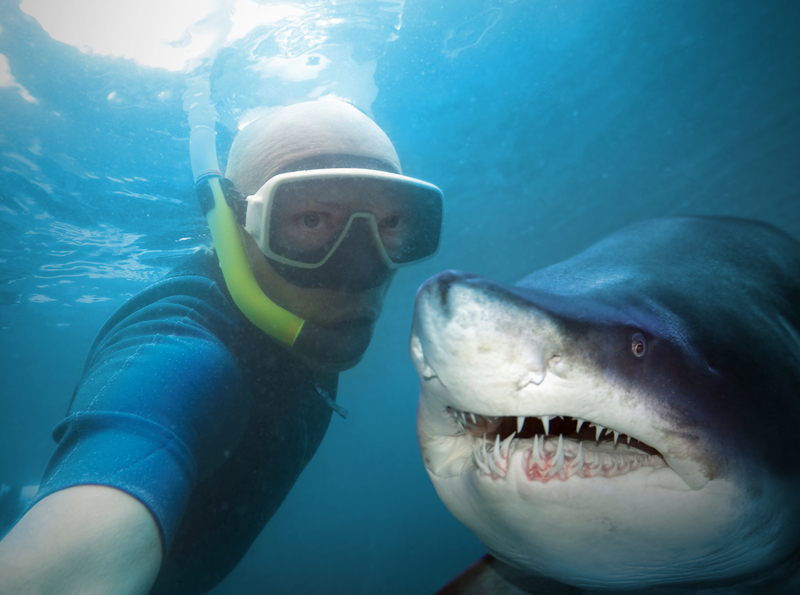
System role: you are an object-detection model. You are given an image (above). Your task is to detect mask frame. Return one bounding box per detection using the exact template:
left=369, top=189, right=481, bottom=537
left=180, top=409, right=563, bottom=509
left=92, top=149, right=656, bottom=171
left=244, top=168, right=444, bottom=270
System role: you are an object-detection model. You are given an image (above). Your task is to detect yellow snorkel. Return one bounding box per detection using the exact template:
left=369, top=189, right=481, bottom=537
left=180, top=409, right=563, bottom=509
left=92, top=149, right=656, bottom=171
left=190, top=125, right=305, bottom=346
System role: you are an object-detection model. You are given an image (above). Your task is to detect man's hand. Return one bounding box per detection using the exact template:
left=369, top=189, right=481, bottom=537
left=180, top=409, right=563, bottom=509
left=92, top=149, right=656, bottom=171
left=0, top=485, right=162, bottom=595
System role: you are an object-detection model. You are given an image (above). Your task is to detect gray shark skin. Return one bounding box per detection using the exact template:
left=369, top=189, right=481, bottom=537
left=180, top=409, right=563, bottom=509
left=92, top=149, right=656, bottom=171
left=410, top=217, right=800, bottom=593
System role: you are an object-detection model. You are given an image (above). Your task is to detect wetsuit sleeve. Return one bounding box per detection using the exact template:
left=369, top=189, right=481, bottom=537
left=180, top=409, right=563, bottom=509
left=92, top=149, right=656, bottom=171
left=29, top=276, right=251, bottom=552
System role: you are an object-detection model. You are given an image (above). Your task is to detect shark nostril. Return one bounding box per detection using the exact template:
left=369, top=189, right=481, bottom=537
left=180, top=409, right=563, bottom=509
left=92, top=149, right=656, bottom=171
left=516, top=353, right=563, bottom=388
left=516, top=370, right=545, bottom=388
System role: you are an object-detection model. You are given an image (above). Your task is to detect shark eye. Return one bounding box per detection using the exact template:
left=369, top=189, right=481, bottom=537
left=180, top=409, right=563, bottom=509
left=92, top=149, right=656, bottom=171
left=631, top=332, right=648, bottom=358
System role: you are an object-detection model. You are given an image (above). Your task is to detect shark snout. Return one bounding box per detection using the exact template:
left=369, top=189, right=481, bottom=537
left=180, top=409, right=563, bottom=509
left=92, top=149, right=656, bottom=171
left=412, top=270, right=573, bottom=417
left=415, top=269, right=488, bottom=314
left=416, top=269, right=561, bottom=324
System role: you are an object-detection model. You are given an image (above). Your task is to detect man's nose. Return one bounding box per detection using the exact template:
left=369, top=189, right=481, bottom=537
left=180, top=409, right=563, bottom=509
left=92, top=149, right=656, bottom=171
left=324, top=219, right=392, bottom=293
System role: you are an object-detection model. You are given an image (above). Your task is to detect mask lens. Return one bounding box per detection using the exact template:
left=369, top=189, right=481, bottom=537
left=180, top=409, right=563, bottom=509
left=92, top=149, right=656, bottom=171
left=267, top=178, right=345, bottom=264
left=266, top=174, right=443, bottom=267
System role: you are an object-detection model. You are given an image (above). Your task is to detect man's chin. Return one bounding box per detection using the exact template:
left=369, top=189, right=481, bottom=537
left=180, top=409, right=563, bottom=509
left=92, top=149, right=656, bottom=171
left=291, top=317, right=376, bottom=373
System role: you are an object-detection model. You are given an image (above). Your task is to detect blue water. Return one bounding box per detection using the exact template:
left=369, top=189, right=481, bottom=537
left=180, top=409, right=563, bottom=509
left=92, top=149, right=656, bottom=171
left=1, top=0, right=798, bottom=593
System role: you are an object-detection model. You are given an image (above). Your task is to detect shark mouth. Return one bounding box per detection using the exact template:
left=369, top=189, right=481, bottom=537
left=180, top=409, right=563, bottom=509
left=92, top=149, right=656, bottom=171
left=448, top=407, right=667, bottom=482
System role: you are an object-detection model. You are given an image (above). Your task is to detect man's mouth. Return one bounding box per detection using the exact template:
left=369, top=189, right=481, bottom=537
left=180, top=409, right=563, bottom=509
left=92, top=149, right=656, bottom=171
left=323, top=315, right=376, bottom=332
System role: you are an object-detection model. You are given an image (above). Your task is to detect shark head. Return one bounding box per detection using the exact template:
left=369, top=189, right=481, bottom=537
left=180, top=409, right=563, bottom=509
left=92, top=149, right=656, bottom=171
left=411, top=217, right=800, bottom=591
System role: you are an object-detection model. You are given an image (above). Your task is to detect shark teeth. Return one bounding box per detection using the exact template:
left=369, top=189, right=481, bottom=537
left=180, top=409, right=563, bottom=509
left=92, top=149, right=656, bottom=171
left=471, top=432, right=665, bottom=482
left=448, top=407, right=666, bottom=482
left=473, top=433, right=511, bottom=478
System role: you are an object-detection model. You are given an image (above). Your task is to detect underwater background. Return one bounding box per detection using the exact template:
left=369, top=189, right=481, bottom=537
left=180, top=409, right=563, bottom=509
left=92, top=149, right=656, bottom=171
left=0, top=0, right=798, bottom=593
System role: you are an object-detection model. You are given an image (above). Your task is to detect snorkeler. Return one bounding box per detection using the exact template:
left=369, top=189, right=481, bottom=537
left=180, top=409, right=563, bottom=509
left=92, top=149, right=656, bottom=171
left=0, top=99, right=443, bottom=594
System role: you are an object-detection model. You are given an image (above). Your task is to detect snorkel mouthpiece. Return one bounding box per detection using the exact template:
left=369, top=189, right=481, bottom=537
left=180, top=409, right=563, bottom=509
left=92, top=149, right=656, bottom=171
left=191, top=125, right=305, bottom=346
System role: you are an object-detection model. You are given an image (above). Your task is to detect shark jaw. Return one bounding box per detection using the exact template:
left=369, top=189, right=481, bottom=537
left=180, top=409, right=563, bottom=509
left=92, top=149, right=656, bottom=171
left=445, top=409, right=669, bottom=485
left=410, top=279, right=800, bottom=590
left=412, top=336, right=707, bottom=495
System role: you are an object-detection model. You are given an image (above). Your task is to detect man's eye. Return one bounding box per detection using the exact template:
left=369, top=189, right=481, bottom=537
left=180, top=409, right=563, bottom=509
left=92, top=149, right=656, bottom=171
left=381, top=215, right=407, bottom=231
left=300, top=212, right=323, bottom=230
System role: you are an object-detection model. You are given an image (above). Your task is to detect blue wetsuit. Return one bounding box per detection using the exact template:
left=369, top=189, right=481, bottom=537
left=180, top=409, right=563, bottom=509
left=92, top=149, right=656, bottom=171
left=29, top=250, right=338, bottom=594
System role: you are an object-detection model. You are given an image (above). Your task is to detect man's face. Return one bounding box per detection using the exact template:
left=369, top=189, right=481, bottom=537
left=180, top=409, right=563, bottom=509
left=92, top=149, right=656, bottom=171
left=241, top=228, right=395, bottom=372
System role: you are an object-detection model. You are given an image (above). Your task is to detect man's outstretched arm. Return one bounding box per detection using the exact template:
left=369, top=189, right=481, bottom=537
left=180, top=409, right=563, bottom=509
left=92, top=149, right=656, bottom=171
left=0, top=485, right=162, bottom=595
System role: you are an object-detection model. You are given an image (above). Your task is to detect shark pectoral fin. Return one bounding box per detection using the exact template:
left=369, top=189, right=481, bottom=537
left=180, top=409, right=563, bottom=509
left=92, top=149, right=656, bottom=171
left=437, top=554, right=579, bottom=595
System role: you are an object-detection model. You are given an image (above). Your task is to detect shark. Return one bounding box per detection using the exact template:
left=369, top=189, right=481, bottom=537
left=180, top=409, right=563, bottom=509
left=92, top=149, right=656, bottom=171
left=410, top=217, right=800, bottom=593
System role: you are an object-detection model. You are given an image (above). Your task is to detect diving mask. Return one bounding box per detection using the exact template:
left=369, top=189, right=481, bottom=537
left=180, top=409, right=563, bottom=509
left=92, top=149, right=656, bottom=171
left=245, top=168, right=444, bottom=271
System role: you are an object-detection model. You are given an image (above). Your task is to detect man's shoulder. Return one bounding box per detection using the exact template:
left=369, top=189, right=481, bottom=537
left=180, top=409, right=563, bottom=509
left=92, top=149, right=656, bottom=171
left=162, top=247, right=223, bottom=285
left=87, top=249, right=239, bottom=357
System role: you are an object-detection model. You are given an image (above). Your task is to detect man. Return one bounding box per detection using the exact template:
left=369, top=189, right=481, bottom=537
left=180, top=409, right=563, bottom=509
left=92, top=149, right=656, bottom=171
left=0, top=99, right=443, bottom=594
